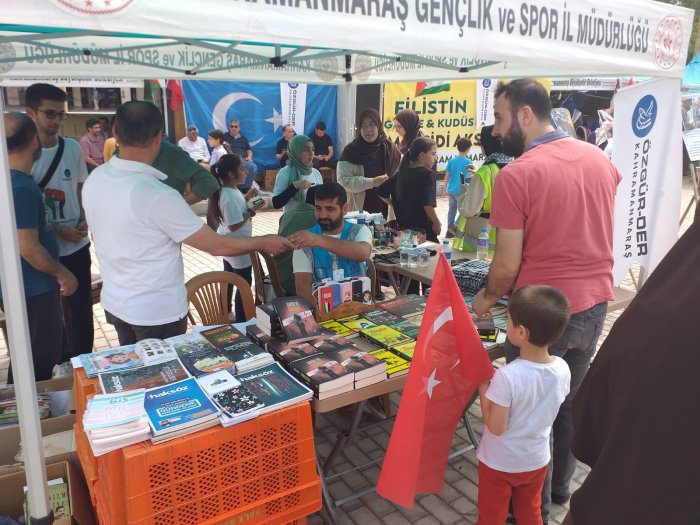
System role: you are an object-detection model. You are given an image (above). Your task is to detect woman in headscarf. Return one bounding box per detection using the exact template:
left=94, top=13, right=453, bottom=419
left=337, top=108, right=401, bottom=216
left=393, top=109, right=423, bottom=155
left=272, top=134, right=323, bottom=212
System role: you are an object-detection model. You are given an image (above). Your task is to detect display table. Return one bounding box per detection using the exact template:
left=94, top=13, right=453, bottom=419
left=375, top=249, right=636, bottom=314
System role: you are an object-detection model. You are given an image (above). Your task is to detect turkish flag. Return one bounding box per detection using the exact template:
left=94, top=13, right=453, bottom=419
left=167, top=80, right=184, bottom=112
left=376, top=253, right=494, bottom=508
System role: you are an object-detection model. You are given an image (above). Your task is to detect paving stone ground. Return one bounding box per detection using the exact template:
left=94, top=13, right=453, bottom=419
left=1, top=176, right=695, bottom=524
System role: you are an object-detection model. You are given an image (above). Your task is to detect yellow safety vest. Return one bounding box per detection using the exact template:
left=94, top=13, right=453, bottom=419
left=453, top=163, right=498, bottom=251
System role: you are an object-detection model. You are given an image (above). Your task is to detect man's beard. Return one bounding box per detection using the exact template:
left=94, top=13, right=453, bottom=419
left=319, top=215, right=342, bottom=232
left=500, top=118, right=526, bottom=157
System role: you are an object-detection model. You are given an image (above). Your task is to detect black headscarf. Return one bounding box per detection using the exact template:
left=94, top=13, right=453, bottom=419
left=340, top=108, right=401, bottom=179
left=394, top=109, right=423, bottom=155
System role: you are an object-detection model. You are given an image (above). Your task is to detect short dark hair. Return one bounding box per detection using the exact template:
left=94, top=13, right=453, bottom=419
left=99, top=116, right=109, bottom=123
left=5, top=113, right=37, bottom=153
left=456, top=137, right=472, bottom=152
left=508, top=285, right=570, bottom=347
left=25, top=83, right=67, bottom=108
left=114, top=101, right=163, bottom=147
left=315, top=121, right=326, bottom=131
left=495, top=78, right=552, bottom=121
left=86, top=118, right=99, bottom=129
left=314, top=182, right=347, bottom=206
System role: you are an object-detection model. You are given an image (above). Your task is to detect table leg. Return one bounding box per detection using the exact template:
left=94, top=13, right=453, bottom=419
left=322, top=400, right=367, bottom=475
left=317, top=456, right=343, bottom=525
left=386, top=270, right=401, bottom=295
left=399, top=276, right=413, bottom=295
left=462, top=391, right=480, bottom=447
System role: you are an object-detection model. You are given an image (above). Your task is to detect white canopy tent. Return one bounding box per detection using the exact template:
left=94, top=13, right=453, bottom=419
left=0, top=0, right=693, bottom=522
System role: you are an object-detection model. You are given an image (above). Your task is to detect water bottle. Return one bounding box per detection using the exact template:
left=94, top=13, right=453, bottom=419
left=442, top=239, right=452, bottom=261
left=477, top=227, right=489, bottom=260
left=357, top=210, right=366, bottom=225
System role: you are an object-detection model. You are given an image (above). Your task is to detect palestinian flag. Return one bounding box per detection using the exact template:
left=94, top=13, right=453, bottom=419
left=415, top=81, right=450, bottom=97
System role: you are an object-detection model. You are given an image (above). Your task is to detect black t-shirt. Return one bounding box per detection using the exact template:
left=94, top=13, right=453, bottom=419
left=223, top=132, right=251, bottom=159
left=377, top=166, right=437, bottom=241
left=276, top=137, right=289, bottom=167
left=311, top=133, right=333, bottom=157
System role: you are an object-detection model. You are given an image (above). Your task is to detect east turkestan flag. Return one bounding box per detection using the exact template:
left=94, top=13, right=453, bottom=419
left=415, top=81, right=451, bottom=97
left=376, top=253, right=494, bottom=508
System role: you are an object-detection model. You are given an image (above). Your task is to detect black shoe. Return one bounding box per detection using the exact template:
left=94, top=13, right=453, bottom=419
left=551, top=492, right=571, bottom=505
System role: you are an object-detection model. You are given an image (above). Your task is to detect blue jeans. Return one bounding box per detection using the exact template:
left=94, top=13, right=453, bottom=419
left=504, top=301, right=607, bottom=524
left=447, top=194, right=460, bottom=229
left=237, top=160, right=257, bottom=193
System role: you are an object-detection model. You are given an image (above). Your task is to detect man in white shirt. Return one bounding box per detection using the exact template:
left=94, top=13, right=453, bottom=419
left=177, top=125, right=210, bottom=164
left=83, top=101, right=294, bottom=345
left=288, top=182, right=372, bottom=308
left=26, top=83, right=93, bottom=358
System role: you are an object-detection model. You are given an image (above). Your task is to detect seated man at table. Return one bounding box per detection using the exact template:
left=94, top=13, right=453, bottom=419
left=288, top=182, right=372, bottom=308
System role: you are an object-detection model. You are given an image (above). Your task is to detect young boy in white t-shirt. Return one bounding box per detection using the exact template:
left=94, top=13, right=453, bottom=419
left=476, top=285, right=571, bottom=525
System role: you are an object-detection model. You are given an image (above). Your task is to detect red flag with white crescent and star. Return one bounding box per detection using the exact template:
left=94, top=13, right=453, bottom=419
left=376, top=253, right=494, bottom=508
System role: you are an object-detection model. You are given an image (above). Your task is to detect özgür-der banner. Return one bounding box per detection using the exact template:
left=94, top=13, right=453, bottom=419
left=612, top=78, right=682, bottom=283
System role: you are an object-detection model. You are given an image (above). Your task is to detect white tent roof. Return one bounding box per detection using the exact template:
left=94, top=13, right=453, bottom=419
left=0, top=0, right=694, bottom=83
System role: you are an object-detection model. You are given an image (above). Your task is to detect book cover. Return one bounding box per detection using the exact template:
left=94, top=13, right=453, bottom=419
left=360, top=325, right=413, bottom=349
left=268, top=340, right=323, bottom=363
left=79, top=345, right=141, bottom=377
left=168, top=333, right=235, bottom=377
left=390, top=341, right=417, bottom=361
left=272, top=296, right=323, bottom=344
left=319, top=338, right=387, bottom=381
left=369, top=349, right=410, bottom=377
left=316, top=283, right=336, bottom=316
left=83, top=390, right=146, bottom=430
left=199, top=324, right=246, bottom=352
left=289, top=353, right=354, bottom=392
left=360, top=308, right=401, bottom=326
left=219, top=337, right=270, bottom=364
left=320, top=319, right=358, bottom=339
left=197, top=370, right=241, bottom=395
left=246, top=325, right=273, bottom=348
left=236, top=362, right=313, bottom=413
left=339, top=281, right=353, bottom=303
left=134, top=339, right=178, bottom=365
left=212, top=385, right=263, bottom=417
left=100, top=359, right=190, bottom=394
left=339, top=315, right=377, bottom=332
left=472, top=315, right=500, bottom=341
left=378, top=294, right=427, bottom=317
left=144, top=377, right=219, bottom=436
left=24, top=478, right=70, bottom=525
left=393, top=319, right=421, bottom=339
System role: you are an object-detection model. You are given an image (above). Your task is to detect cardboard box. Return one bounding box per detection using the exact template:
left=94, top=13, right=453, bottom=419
left=0, top=459, right=94, bottom=525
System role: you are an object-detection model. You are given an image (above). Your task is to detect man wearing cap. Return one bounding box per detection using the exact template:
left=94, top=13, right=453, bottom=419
left=177, top=125, right=210, bottom=164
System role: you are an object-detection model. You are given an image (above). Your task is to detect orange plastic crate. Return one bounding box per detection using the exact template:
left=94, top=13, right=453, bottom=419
left=73, top=366, right=102, bottom=425
left=94, top=404, right=320, bottom=525
left=75, top=423, right=99, bottom=506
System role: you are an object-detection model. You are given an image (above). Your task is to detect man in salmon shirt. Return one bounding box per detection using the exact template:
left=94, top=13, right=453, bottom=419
left=472, top=78, right=621, bottom=525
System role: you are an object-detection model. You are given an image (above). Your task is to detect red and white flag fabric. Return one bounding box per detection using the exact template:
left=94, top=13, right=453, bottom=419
left=376, top=253, right=494, bottom=508
left=167, top=80, right=184, bottom=111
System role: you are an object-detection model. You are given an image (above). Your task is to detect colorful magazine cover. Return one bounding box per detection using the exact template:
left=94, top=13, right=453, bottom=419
left=79, top=345, right=141, bottom=377
left=100, top=359, right=190, bottom=394
left=236, top=362, right=313, bottom=413
left=144, top=377, right=219, bottom=436
left=168, top=333, right=235, bottom=377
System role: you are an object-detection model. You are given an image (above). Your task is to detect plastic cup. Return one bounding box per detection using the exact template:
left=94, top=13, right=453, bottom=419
left=399, top=247, right=409, bottom=266
left=418, top=248, right=430, bottom=267
left=407, top=248, right=419, bottom=268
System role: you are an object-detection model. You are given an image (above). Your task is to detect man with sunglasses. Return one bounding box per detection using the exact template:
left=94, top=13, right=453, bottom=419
left=223, top=118, right=257, bottom=192
left=26, top=83, right=94, bottom=360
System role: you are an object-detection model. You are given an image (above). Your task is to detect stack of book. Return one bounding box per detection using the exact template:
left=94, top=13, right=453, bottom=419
left=144, top=377, right=220, bottom=443
left=377, top=294, right=428, bottom=320
left=0, top=394, right=51, bottom=427
left=197, top=370, right=263, bottom=427
left=256, top=303, right=284, bottom=338
left=272, top=296, right=324, bottom=344
left=314, top=276, right=373, bottom=315
left=82, top=390, right=150, bottom=456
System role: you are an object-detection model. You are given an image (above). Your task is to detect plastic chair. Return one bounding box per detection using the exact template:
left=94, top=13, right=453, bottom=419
left=250, top=250, right=286, bottom=305
left=186, top=271, right=255, bottom=325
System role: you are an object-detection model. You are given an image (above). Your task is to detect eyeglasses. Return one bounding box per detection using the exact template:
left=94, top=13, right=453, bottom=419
left=360, top=122, right=378, bottom=130
left=35, top=108, right=69, bottom=120
left=229, top=125, right=239, bottom=129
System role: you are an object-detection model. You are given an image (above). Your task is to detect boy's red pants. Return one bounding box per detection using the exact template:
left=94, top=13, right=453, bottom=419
left=476, top=461, right=548, bottom=525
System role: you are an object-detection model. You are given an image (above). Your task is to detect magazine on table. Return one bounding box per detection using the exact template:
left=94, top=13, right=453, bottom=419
left=99, top=358, right=190, bottom=394
left=167, top=332, right=236, bottom=377
left=78, top=345, right=142, bottom=377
